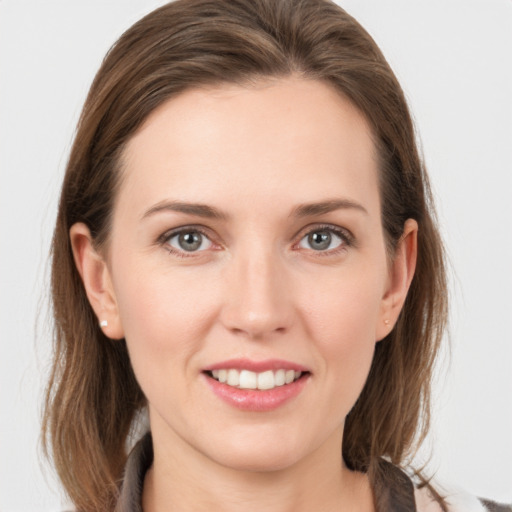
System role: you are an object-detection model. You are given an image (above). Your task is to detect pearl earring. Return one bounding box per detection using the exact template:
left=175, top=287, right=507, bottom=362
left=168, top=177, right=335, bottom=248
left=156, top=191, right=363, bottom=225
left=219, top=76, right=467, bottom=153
left=384, top=319, right=390, bottom=326
left=99, top=320, right=108, bottom=328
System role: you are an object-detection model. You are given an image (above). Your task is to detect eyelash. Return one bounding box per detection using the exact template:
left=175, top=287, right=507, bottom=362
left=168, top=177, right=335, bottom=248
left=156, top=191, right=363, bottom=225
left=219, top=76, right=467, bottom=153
left=157, top=224, right=355, bottom=258
left=157, top=225, right=216, bottom=259
left=294, top=224, right=355, bottom=256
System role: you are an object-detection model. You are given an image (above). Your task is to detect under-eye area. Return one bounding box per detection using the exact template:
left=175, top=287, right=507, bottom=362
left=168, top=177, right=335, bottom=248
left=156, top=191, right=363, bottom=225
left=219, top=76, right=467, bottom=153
left=204, top=369, right=310, bottom=391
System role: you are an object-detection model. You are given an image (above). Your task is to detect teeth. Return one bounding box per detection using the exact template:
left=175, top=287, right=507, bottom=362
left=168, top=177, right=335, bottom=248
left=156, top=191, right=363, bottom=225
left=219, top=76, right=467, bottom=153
left=227, top=369, right=240, bottom=387
left=275, top=369, right=286, bottom=386
left=239, top=370, right=257, bottom=389
left=257, top=370, right=274, bottom=390
left=209, top=368, right=304, bottom=390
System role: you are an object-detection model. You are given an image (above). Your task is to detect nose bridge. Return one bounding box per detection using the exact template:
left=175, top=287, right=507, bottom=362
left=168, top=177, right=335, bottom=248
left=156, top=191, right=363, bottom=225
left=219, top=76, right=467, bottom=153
left=221, top=240, right=292, bottom=338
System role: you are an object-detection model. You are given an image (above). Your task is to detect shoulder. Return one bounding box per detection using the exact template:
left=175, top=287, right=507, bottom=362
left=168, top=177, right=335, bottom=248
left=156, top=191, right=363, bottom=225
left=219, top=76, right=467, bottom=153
left=415, top=484, right=512, bottom=512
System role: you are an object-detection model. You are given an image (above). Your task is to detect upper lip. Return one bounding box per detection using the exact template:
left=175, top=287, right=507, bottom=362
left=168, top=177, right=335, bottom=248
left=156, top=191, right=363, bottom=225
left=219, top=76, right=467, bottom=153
left=203, top=358, right=310, bottom=373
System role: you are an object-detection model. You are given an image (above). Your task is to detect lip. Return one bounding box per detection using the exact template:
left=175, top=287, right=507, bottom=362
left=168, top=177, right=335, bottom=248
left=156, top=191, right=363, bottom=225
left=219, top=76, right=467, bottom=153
left=202, top=359, right=311, bottom=412
left=203, top=358, right=310, bottom=373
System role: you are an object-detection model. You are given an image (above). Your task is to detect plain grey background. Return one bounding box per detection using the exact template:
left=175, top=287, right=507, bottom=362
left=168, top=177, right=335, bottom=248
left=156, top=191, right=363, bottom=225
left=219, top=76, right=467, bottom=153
left=1, top=1, right=511, bottom=510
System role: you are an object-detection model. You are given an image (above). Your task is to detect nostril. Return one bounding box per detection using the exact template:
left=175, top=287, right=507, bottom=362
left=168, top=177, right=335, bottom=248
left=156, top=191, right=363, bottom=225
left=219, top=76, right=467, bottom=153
left=226, top=323, right=288, bottom=339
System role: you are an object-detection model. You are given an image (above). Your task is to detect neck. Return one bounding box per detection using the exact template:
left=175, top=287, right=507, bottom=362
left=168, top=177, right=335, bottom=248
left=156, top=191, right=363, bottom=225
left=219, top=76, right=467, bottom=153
left=142, top=421, right=374, bottom=512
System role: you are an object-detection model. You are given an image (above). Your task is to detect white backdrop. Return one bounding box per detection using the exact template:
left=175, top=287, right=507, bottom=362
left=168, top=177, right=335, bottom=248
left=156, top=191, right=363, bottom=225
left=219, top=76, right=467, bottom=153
left=0, top=1, right=511, bottom=510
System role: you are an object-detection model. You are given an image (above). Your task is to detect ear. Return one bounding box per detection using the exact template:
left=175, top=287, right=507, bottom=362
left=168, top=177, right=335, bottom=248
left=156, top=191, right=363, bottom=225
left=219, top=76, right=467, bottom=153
left=69, top=222, right=124, bottom=339
left=376, top=219, right=418, bottom=341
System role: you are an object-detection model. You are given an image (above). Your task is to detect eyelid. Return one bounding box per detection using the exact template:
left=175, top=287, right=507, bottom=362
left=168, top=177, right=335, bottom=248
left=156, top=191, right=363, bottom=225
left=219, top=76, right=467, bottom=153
left=156, top=223, right=355, bottom=257
left=292, top=223, right=356, bottom=251
left=157, top=224, right=210, bottom=243
left=157, top=224, right=220, bottom=256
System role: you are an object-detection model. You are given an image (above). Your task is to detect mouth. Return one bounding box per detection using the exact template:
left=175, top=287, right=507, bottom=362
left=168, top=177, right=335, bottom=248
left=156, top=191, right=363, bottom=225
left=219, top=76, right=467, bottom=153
left=202, top=359, right=311, bottom=411
left=205, top=368, right=307, bottom=391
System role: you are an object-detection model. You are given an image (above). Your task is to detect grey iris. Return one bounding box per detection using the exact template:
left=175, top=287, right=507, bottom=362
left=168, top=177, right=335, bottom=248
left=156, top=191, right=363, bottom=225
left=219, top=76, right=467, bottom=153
left=308, top=231, right=331, bottom=250
left=179, top=231, right=202, bottom=251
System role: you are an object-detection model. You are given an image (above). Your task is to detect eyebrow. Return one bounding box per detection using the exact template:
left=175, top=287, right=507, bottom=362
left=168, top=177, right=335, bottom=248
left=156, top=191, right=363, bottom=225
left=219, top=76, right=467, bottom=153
left=141, top=200, right=229, bottom=221
left=291, top=199, right=368, bottom=218
left=141, top=198, right=368, bottom=222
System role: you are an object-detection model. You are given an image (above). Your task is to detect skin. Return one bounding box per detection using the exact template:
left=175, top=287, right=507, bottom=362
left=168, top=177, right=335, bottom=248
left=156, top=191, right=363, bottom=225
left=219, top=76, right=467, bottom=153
left=71, top=77, right=418, bottom=512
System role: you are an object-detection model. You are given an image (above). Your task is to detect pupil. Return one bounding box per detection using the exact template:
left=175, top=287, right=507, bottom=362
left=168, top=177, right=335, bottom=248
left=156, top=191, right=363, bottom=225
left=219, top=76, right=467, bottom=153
left=309, top=231, right=331, bottom=250
left=179, top=232, right=201, bottom=251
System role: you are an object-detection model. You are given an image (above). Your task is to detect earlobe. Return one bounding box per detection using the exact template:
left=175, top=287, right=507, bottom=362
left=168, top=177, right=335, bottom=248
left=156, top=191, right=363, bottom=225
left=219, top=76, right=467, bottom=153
left=69, top=223, right=124, bottom=339
left=376, top=219, right=418, bottom=341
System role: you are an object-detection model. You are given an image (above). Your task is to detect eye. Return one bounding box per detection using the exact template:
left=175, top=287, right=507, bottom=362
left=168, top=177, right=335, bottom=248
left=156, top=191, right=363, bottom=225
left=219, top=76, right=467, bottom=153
left=167, top=229, right=212, bottom=253
left=298, top=228, right=346, bottom=252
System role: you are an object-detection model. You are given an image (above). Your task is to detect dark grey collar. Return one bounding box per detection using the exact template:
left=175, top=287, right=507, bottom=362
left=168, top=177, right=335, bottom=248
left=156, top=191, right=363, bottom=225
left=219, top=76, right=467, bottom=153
left=115, top=433, right=153, bottom=512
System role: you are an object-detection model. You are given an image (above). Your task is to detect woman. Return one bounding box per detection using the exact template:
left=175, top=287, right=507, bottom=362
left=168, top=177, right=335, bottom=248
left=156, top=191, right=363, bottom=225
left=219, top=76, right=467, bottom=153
left=41, top=1, right=509, bottom=511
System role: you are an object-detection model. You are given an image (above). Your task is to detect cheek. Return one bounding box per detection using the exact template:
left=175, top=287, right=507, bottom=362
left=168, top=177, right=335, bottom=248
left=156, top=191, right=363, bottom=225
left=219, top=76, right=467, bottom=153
left=111, top=256, right=222, bottom=375
left=301, top=267, right=384, bottom=345
left=299, top=267, right=384, bottom=398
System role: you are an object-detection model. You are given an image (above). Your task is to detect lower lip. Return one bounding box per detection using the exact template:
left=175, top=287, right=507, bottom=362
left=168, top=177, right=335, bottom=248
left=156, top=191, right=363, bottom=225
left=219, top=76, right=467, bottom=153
left=203, top=373, right=309, bottom=412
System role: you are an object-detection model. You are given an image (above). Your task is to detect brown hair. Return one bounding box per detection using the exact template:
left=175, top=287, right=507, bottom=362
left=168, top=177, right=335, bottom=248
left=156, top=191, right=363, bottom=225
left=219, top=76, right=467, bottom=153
left=43, top=0, right=447, bottom=510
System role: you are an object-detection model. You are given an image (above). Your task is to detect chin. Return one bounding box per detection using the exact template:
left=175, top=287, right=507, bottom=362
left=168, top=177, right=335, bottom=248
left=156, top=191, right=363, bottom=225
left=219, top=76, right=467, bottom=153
left=204, top=430, right=312, bottom=473
left=216, top=449, right=302, bottom=473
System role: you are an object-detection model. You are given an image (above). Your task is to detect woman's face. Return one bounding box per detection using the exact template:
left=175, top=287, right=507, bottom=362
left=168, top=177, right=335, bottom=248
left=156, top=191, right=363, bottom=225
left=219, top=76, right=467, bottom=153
left=82, top=77, right=415, bottom=472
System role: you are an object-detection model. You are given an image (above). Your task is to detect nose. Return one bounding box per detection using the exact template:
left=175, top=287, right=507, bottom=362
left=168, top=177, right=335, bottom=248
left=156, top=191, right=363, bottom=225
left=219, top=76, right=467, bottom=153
left=220, top=246, right=294, bottom=340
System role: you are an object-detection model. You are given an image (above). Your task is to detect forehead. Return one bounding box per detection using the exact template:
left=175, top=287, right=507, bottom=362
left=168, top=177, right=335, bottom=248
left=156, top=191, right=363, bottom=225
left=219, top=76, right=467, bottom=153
left=118, top=77, right=379, bottom=218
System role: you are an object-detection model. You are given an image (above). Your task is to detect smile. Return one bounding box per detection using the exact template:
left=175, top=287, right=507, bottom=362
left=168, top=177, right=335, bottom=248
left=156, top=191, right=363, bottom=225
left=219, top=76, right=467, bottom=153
left=203, top=359, right=310, bottom=411
left=208, top=369, right=303, bottom=390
